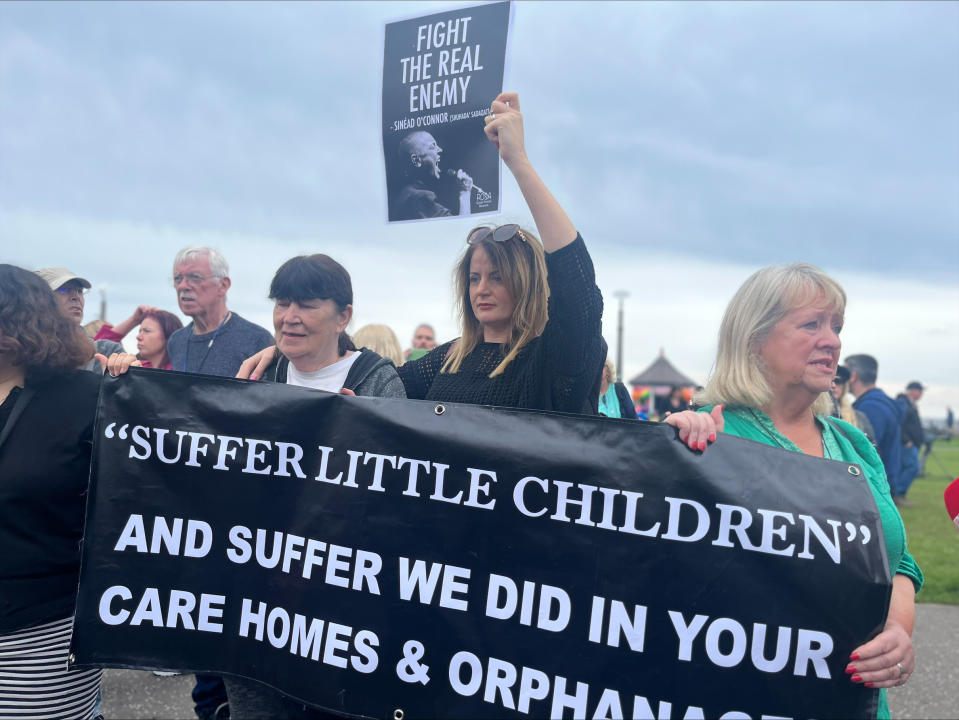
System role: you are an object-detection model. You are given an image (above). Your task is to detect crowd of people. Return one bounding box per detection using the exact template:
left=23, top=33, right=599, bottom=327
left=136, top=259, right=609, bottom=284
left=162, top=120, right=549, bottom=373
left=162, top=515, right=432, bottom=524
left=0, top=92, right=925, bottom=720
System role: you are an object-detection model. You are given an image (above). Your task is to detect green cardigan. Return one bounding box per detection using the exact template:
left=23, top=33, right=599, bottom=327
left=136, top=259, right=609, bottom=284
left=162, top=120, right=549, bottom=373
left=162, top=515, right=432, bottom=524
left=705, top=406, right=923, bottom=719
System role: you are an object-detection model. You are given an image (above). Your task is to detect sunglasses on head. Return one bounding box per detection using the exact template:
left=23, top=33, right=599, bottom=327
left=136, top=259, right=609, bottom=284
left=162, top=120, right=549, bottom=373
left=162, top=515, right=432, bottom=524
left=466, top=224, right=528, bottom=246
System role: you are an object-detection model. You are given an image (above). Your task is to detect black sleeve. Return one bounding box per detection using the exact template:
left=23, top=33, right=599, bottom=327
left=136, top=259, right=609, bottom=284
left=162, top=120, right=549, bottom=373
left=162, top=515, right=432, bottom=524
left=540, top=235, right=606, bottom=413
left=396, top=341, right=454, bottom=400
left=615, top=382, right=637, bottom=419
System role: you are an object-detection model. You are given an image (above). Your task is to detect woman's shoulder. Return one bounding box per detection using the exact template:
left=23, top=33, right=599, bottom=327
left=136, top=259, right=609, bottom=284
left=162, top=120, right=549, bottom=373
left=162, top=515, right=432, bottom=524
left=349, top=350, right=407, bottom=399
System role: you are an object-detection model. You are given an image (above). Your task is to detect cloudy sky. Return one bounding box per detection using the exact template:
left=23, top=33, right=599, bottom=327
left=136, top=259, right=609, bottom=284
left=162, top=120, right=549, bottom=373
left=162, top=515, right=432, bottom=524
left=2, top=1, right=957, bottom=417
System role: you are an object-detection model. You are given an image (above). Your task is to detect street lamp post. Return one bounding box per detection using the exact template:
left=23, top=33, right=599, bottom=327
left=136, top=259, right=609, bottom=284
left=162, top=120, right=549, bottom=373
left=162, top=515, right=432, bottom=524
left=612, top=290, right=629, bottom=383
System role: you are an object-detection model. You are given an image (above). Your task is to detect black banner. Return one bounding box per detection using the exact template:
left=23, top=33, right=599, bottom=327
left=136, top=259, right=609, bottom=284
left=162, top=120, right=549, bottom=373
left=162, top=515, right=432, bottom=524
left=73, top=370, right=890, bottom=719
left=382, top=1, right=511, bottom=223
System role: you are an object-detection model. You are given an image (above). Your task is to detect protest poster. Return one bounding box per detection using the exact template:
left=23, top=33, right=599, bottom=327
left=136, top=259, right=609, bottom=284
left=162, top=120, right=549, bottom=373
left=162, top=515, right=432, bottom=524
left=382, top=1, right=511, bottom=223
left=72, top=370, right=890, bottom=719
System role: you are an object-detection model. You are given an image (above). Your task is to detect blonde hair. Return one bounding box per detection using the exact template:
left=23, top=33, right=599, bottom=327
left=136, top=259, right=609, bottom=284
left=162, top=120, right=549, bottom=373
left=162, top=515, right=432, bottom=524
left=443, top=226, right=549, bottom=378
left=695, top=262, right=846, bottom=416
left=603, top=358, right=616, bottom=383
left=351, top=323, right=404, bottom=366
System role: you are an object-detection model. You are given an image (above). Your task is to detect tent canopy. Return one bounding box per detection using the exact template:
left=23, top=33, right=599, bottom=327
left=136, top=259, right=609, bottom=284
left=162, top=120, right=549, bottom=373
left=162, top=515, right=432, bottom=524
left=628, top=348, right=697, bottom=387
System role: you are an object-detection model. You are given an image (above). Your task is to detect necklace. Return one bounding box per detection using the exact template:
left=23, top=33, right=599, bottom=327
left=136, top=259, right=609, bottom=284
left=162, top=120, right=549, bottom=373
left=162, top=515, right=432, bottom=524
left=182, top=311, right=231, bottom=373
left=746, top=408, right=830, bottom=459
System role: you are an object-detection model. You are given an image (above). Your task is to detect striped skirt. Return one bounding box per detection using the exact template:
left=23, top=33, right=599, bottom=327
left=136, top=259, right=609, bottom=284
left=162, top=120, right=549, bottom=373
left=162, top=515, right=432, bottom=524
left=0, top=617, right=101, bottom=720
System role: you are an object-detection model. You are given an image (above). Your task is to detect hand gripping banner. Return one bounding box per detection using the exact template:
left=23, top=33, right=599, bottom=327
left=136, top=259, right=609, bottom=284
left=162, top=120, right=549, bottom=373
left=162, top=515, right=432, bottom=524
left=72, top=370, right=891, bottom=719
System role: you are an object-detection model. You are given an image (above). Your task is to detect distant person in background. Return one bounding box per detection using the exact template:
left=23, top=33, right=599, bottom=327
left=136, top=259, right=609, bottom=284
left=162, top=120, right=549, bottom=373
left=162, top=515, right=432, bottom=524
left=35, top=267, right=123, bottom=373
left=0, top=265, right=102, bottom=719
left=391, top=130, right=473, bottom=220
left=830, top=365, right=875, bottom=443
left=947, top=406, right=954, bottom=432
left=662, top=385, right=689, bottom=417
left=895, top=381, right=924, bottom=505
left=94, top=305, right=183, bottom=369
left=352, top=324, right=404, bottom=367
left=405, top=323, right=437, bottom=361
left=598, top=359, right=637, bottom=419
left=168, top=246, right=273, bottom=377
left=846, top=353, right=904, bottom=499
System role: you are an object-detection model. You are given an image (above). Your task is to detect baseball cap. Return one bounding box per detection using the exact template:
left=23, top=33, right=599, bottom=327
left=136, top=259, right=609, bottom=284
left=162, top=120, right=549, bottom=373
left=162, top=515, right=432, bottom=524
left=906, top=381, right=924, bottom=392
left=35, top=267, right=92, bottom=291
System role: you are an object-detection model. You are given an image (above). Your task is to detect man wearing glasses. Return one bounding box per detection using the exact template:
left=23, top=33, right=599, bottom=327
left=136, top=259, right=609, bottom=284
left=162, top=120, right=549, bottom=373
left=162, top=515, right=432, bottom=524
left=35, top=267, right=123, bottom=374
left=166, top=247, right=272, bottom=720
left=167, top=246, right=273, bottom=378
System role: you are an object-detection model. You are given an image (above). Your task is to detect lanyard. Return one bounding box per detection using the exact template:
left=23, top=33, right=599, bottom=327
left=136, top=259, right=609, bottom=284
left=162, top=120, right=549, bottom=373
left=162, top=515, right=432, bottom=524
left=182, top=312, right=231, bottom=373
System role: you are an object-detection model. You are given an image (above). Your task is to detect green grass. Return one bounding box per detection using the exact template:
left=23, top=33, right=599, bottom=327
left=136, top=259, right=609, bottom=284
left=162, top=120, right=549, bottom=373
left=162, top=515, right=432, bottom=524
left=897, top=439, right=959, bottom=604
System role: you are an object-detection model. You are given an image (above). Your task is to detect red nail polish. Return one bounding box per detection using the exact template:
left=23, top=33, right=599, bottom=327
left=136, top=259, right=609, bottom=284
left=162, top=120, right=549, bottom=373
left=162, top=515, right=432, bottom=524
left=698, top=440, right=706, bottom=451
left=250, top=376, right=258, bottom=381
left=849, top=652, right=861, bottom=661
left=709, top=433, right=716, bottom=443
left=865, top=682, right=875, bottom=688
left=845, top=665, right=857, bottom=674
left=851, top=674, right=862, bottom=683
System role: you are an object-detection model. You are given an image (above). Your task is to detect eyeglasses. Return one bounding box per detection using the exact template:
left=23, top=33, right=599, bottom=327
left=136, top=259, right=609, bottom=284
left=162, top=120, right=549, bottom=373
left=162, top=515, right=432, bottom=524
left=466, top=224, right=528, bottom=245
left=56, top=285, right=88, bottom=297
left=831, top=377, right=844, bottom=386
left=173, top=273, right=217, bottom=287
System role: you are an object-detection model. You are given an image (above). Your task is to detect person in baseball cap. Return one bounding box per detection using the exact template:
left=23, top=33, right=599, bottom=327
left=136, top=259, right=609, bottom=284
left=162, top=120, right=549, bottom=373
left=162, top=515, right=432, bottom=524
left=34, top=267, right=122, bottom=372
left=34, top=267, right=92, bottom=324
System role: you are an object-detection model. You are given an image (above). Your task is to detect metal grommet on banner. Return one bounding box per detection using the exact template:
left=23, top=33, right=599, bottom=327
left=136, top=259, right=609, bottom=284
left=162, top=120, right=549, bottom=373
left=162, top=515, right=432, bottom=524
left=434, top=404, right=446, bottom=416
left=847, top=465, right=861, bottom=476
left=393, top=710, right=405, bottom=720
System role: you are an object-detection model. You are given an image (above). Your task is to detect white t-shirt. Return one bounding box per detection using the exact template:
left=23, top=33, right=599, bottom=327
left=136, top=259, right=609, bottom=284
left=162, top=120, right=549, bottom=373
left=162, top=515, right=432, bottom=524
left=286, top=351, right=361, bottom=392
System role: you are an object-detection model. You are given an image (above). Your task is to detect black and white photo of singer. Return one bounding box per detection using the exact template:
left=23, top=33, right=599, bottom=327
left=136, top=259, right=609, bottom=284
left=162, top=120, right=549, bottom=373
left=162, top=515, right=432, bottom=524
left=390, top=130, right=474, bottom=220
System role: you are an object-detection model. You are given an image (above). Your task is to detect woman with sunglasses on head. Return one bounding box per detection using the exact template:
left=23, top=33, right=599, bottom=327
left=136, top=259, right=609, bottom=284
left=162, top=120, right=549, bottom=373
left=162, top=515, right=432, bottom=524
left=397, top=92, right=605, bottom=412
left=238, top=92, right=606, bottom=414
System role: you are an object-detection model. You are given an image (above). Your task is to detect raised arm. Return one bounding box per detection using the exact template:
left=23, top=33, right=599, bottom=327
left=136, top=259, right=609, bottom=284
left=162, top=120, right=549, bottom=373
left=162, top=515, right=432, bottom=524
left=484, top=92, right=576, bottom=253
left=108, top=305, right=159, bottom=339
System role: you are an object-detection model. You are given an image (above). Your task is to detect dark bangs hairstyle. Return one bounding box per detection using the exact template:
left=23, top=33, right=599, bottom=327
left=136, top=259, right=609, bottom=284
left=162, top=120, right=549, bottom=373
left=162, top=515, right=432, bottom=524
left=269, top=254, right=356, bottom=356
left=0, top=264, right=93, bottom=378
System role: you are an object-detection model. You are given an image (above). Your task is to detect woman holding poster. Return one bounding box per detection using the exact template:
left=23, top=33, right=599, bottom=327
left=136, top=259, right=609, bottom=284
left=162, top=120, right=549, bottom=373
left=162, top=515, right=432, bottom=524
left=396, top=92, right=606, bottom=413
left=0, top=265, right=103, bottom=719
left=240, top=92, right=608, bottom=416
left=665, top=263, right=922, bottom=719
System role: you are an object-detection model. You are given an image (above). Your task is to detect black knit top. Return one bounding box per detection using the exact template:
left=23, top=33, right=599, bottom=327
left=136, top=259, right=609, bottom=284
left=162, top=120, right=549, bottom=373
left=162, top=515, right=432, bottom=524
left=398, top=234, right=606, bottom=414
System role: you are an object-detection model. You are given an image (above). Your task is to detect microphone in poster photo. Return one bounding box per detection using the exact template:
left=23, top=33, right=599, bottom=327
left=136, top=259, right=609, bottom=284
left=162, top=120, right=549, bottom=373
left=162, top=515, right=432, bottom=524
left=390, top=130, right=476, bottom=221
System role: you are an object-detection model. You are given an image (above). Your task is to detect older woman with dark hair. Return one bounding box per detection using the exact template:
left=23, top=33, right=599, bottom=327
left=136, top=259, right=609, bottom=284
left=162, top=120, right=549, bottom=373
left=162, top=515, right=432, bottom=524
left=666, top=262, right=922, bottom=719
left=105, top=253, right=404, bottom=719
left=0, top=264, right=103, bottom=718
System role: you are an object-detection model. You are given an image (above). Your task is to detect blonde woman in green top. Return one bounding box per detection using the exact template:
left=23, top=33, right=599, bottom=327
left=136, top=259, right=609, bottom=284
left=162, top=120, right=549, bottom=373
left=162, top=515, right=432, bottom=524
left=665, top=262, right=921, bottom=720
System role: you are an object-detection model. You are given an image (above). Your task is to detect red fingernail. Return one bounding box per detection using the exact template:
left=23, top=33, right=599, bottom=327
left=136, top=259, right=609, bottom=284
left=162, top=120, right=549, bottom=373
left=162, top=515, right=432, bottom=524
left=865, top=682, right=875, bottom=688
left=250, top=376, right=258, bottom=381
left=849, top=652, right=861, bottom=661
left=845, top=665, right=857, bottom=674
left=698, top=440, right=706, bottom=451
left=851, top=674, right=862, bottom=683
left=709, top=433, right=716, bottom=443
